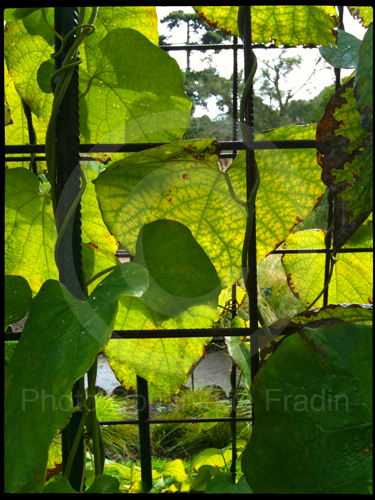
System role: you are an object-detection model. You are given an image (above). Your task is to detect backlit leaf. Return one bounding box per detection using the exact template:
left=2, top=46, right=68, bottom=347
left=242, top=323, right=372, bottom=493
left=193, top=6, right=337, bottom=46
left=104, top=220, right=217, bottom=400
left=282, top=226, right=373, bottom=307
left=288, top=303, right=373, bottom=327
left=162, top=459, right=188, bottom=483
left=227, top=124, right=324, bottom=262
left=5, top=168, right=57, bottom=293
left=95, top=138, right=246, bottom=287
left=192, top=447, right=234, bottom=471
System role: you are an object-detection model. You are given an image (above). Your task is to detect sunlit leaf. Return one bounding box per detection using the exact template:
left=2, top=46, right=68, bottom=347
left=192, top=447, right=234, bottom=471
left=225, top=336, right=251, bottom=390
left=162, top=459, right=188, bottom=483
left=242, top=323, right=372, bottom=493
left=95, top=138, right=246, bottom=287
left=282, top=226, right=373, bottom=307
left=193, top=6, right=338, bottom=46
left=227, top=124, right=324, bottom=262
left=5, top=168, right=58, bottom=293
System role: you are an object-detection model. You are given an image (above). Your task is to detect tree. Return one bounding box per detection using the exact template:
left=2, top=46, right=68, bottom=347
left=255, top=49, right=331, bottom=121
left=160, top=10, right=230, bottom=71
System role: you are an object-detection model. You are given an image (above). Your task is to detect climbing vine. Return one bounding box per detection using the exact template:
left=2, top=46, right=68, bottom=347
left=4, top=6, right=373, bottom=494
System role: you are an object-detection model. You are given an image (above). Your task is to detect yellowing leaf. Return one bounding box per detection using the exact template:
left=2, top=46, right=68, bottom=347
left=193, top=6, right=337, bottom=46
left=282, top=226, right=373, bottom=307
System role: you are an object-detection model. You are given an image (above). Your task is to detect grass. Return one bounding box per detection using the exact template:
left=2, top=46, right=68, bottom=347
left=94, top=386, right=252, bottom=464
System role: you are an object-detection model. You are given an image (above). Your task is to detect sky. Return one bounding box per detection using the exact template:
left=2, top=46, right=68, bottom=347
left=156, top=6, right=368, bottom=118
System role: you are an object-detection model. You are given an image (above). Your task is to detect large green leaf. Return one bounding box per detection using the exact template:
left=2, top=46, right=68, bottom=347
left=95, top=138, right=247, bottom=287
left=4, top=8, right=190, bottom=160
left=317, top=77, right=373, bottom=249
left=133, top=220, right=221, bottom=317
left=205, top=473, right=253, bottom=494
left=242, top=323, right=372, bottom=493
left=104, top=219, right=219, bottom=400
left=193, top=6, right=337, bottom=46
left=282, top=226, right=373, bottom=307
left=79, top=27, right=191, bottom=147
left=4, top=275, right=32, bottom=327
left=4, top=262, right=148, bottom=493
left=227, top=124, right=324, bottom=262
left=320, top=29, right=362, bottom=69
left=5, top=168, right=58, bottom=293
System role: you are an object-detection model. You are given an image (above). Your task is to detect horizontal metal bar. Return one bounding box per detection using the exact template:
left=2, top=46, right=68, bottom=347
left=111, top=328, right=248, bottom=339
left=99, top=417, right=252, bottom=425
left=159, top=43, right=318, bottom=51
left=271, top=247, right=373, bottom=254
left=4, top=140, right=317, bottom=156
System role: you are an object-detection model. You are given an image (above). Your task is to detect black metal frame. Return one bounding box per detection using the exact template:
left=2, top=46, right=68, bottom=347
left=4, top=6, right=373, bottom=490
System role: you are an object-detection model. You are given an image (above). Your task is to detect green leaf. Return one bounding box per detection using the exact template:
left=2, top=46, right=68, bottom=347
left=5, top=168, right=58, bottom=293
left=4, top=275, right=32, bottom=327
left=4, top=9, right=189, bottom=162
left=192, top=447, right=234, bottom=471
left=85, top=474, right=121, bottom=493
left=189, top=465, right=220, bottom=492
left=95, top=138, right=246, bottom=287
left=43, top=476, right=77, bottom=493
left=5, top=341, right=18, bottom=364
left=37, top=60, right=54, bottom=94
left=320, top=29, right=362, bottom=69
left=205, top=472, right=253, bottom=494
left=193, top=6, right=338, bottom=46
left=227, top=125, right=324, bottom=262
left=317, top=77, right=372, bottom=249
left=4, top=263, right=148, bottom=493
left=354, top=24, right=373, bottom=133
left=198, top=407, right=230, bottom=431
left=133, top=220, right=221, bottom=317
left=79, top=27, right=191, bottom=148
left=282, top=226, right=373, bottom=307
left=104, top=219, right=218, bottom=400
left=242, top=323, right=372, bottom=493
left=347, top=6, right=373, bottom=28
left=225, top=336, right=251, bottom=390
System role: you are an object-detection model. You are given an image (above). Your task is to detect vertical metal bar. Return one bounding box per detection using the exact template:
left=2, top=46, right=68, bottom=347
left=242, top=7, right=259, bottom=382
left=137, top=375, right=153, bottom=491
left=229, top=363, right=237, bottom=482
left=54, top=7, right=86, bottom=492
left=232, top=35, right=239, bottom=145
left=323, top=6, right=344, bottom=306
left=230, top=33, right=240, bottom=482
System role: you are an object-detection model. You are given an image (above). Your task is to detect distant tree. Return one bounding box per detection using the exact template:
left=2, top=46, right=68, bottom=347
left=160, top=10, right=230, bottom=71
left=255, top=49, right=331, bottom=121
